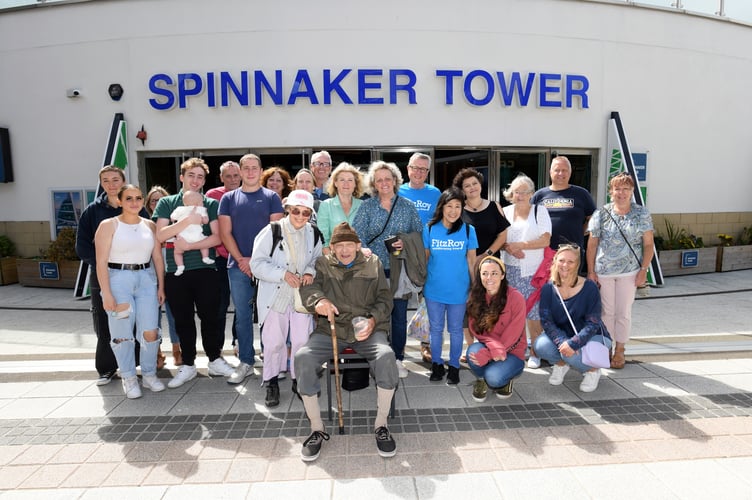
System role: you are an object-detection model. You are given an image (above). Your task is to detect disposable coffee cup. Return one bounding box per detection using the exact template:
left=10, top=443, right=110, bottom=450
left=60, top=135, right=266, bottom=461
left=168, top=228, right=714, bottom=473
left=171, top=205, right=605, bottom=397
left=384, top=235, right=400, bottom=255
left=352, top=316, right=369, bottom=336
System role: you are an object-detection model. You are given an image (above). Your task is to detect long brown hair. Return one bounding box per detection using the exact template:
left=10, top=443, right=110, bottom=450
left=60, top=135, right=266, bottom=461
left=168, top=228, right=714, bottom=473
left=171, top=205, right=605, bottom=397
left=466, top=257, right=509, bottom=333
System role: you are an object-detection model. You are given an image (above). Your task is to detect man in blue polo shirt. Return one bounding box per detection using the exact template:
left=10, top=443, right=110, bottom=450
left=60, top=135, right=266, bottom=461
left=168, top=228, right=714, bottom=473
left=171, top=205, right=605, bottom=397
left=219, top=153, right=284, bottom=385
left=398, top=152, right=440, bottom=363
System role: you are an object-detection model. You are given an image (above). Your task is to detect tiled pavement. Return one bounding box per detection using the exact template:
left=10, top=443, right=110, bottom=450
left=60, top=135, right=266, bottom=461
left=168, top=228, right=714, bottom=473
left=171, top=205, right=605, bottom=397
left=0, top=272, right=751, bottom=498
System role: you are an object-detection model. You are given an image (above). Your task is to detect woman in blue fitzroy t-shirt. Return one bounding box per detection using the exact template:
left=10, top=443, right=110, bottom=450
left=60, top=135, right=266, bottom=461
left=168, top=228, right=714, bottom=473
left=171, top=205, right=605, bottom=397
left=423, top=188, right=478, bottom=386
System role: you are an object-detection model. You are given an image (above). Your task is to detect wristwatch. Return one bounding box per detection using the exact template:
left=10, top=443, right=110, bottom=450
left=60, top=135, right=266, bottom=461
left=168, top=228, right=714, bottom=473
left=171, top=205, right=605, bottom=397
left=485, top=249, right=493, bottom=256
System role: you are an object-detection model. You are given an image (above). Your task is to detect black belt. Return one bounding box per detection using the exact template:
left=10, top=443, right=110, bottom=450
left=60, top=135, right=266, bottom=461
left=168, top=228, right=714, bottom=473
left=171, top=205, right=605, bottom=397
left=108, top=262, right=150, bottom=271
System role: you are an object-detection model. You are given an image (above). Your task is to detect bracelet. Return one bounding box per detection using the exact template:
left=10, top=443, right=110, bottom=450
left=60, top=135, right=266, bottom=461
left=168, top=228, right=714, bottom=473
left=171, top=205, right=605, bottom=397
left=640, top=266, right=649, bottom=271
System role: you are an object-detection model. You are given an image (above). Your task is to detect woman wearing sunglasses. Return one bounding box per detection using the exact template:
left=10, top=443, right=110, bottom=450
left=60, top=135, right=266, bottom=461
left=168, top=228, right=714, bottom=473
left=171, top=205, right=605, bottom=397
left=95, top=184, right=165, bottom=399
left=250, top=190, right=324, bottom=407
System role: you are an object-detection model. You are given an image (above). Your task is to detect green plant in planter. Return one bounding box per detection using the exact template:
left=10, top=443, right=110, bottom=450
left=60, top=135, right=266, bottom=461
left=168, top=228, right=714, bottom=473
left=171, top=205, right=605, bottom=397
left=717, top=233, right=734, bottom=247
left=655, top=220, right=704, bottom=251
left=739, top=227, right=752, bottom=246
left=0, top=235, right=15, bottom=258
left=42, top=227, right=78, bottom=262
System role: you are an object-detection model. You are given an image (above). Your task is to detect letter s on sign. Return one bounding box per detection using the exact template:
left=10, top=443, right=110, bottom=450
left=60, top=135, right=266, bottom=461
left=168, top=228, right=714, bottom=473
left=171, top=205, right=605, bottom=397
left=149, top=74, right=175, bottom=111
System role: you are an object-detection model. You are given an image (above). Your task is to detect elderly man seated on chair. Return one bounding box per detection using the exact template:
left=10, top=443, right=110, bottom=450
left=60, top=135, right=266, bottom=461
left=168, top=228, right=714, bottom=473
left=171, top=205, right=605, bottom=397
left=296, top=222, right=398, bottom=462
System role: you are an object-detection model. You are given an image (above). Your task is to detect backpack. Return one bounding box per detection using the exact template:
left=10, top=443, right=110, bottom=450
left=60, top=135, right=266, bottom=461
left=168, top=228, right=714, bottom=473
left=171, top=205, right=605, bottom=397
left=269, top=221, right=324, bottom=257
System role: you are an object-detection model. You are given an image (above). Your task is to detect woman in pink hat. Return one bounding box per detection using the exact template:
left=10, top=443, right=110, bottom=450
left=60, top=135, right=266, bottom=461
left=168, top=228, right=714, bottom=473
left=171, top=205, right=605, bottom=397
left=250, top=190, right=324, bottom=407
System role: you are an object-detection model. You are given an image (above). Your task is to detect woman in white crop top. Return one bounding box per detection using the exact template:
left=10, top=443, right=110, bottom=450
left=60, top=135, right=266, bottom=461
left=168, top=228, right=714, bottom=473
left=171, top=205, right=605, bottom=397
left=95, top=184, right=165, bottom=399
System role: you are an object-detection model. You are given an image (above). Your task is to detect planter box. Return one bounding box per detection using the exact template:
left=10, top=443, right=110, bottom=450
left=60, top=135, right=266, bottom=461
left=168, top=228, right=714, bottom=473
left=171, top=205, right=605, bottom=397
left=0, top=256, right=18, bottom=285
left=16, top=259, right=80, bottom=289
left=658, top=247, right=718, bottom=276
left=717, top=245, right=752, bottom=272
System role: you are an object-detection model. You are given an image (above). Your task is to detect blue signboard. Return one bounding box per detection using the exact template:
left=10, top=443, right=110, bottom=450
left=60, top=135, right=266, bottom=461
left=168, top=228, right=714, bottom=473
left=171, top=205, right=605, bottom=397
left=632, top=153, right=647, bottom=183
left=681, top=250, right=699, bottom=268
left=39, top=261, right=60, bottom=280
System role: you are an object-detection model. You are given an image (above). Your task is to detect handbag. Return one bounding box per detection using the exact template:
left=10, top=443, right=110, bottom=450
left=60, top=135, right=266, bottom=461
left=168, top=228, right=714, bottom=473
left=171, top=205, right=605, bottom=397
left=407, top=297, right=430, bottom=343
left=293, top=288, right=308, bottom=314
left=553, top=285, right=610, bottom=369
left=284, top=224, right=311, bottom=314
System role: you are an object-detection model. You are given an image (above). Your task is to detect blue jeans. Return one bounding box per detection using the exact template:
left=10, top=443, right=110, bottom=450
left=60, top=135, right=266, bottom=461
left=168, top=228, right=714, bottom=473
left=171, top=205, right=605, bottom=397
left=106, top=267, right=161, bottom=378
left=466, top=342, right=524, bottom=388
left=228, top=266, right=256, bottom=365
left=425, top=298, right=465, bottom=368
left=159, top=301, right=179, bottom=344
left=533, top=334, right=612, bottom=373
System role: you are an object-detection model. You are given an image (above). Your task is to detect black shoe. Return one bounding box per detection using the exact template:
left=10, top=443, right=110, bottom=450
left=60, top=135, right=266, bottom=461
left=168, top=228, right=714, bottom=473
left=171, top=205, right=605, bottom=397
left=291, top=379, right=302, bottom=401
left=446, top=366, right=460, bottom=385
left=375, top=426, right=396, bottom=458
left=301, top=430, right=330, bottom=462
left=265, top=381, right=280, bottom=407
left=96, top=369, right=117, bottom=386
left=429, top=363, right=445, bottom=381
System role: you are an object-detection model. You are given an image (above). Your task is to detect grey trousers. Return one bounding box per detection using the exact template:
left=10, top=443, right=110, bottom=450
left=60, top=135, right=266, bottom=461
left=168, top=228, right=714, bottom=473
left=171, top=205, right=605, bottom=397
left=294, top=330, right=398, bottom=396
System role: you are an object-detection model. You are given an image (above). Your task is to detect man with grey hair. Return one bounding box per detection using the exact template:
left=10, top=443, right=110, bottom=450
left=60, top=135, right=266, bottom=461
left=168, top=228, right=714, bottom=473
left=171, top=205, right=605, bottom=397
left=398, top=152, right=440, bottom=363
left=311, top=150, right=333, bottom=201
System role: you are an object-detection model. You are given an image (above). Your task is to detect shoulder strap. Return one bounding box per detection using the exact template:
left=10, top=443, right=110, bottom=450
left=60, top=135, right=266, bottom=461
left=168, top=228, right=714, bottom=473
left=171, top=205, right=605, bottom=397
left=367, top=195, right=399, bottom=246
left=269, top=222, right=282, bottom=257
left=604, top=207, right=642, bottom=266
left=553, top=285, right=578, bottom=335
left=311, top=224, right=324, bottom=248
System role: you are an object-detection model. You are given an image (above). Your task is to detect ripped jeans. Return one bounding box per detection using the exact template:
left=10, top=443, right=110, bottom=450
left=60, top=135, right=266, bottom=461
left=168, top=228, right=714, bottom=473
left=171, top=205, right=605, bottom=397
left=106, top=267, right=161, bottom=378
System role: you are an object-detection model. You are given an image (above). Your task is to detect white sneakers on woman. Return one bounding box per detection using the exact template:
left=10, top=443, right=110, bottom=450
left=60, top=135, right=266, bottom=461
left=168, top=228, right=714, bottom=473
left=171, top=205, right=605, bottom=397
left=548, top=364, right=570, bottom=385
left=579, top=369, right=602, bottom=393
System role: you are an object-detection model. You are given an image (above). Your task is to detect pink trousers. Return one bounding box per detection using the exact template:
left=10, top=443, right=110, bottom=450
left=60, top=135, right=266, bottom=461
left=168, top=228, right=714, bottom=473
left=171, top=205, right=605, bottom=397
left=597, top=271, right=637, bottom=344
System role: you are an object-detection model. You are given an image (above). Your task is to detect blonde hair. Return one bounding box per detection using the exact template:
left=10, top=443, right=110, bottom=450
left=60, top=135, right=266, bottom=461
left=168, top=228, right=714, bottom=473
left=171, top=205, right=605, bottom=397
left=327, top=162, right=364, bottom=198
left=550, top=245, right=580, bottom=287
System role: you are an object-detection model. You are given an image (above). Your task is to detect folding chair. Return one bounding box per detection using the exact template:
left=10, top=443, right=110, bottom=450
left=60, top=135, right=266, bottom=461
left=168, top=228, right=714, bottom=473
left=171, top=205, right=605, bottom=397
left=326, top=346, right=396, bottom=423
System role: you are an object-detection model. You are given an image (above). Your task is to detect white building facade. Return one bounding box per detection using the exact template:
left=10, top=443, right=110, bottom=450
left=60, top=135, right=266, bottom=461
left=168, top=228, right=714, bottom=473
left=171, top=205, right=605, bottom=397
left=0, top=0, right=750, bottom=255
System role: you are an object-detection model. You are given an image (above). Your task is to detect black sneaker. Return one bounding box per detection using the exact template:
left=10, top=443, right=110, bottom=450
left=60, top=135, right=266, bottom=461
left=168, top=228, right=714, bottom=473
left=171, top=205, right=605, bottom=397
left=429, top=363, right=445, bottom=381
left=495, top=379, right=514, bottom=399
left=301, top=430, right=330, bottom=462
left=96, top=369, right=117, bottom=386
left=265, top=381, right=280, bottom=407
left=375, top=426, right=396, bottom=458
left=446, top=366, right=460, bottom=385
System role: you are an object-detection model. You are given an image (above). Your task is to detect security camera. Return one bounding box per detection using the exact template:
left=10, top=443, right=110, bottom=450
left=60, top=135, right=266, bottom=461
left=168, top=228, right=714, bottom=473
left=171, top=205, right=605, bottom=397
left=66, top=88, right=81, bottom=98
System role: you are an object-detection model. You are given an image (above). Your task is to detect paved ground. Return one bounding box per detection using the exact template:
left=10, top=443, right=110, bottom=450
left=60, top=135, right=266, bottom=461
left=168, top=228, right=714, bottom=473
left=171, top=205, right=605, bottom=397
left=0, top=270, right=751, bottom=498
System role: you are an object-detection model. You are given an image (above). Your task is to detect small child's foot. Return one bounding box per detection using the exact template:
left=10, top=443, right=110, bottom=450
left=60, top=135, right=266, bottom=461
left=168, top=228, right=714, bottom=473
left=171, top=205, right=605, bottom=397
left=202, top=257, right=215, bottom=265
left=174, top=265, right=185, bottom=276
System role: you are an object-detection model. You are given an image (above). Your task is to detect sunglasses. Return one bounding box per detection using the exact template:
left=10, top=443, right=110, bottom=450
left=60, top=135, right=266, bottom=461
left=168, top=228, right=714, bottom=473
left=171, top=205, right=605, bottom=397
left=289, top=207, right=313, bottom=217
left=558, top=243, right=580, bottom=251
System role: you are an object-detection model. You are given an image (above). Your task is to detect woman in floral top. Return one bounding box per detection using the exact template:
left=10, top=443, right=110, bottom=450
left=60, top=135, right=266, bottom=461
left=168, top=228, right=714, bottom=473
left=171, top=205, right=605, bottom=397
left=586, top=173, right=654, bottom=369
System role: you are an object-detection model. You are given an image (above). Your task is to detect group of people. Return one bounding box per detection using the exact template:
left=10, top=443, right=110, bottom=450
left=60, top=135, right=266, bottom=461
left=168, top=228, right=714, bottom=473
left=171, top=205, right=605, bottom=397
left=75, top=152, right=654, bottom=463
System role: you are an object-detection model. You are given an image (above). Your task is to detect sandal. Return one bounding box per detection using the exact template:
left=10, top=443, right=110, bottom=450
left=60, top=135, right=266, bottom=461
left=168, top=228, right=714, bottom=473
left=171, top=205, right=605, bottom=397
left=172, top=344, right=183, bottom=366
left=420, top=343, right=432, bottom=363
left=156, top=350, right=166, bottom=370
left=610, top=348, right=625, bottom=369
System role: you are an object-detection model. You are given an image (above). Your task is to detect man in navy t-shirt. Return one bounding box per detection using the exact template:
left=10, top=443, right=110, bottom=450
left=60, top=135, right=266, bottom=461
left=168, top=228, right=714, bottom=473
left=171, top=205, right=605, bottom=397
left=531, top=156, right=595, bottom=272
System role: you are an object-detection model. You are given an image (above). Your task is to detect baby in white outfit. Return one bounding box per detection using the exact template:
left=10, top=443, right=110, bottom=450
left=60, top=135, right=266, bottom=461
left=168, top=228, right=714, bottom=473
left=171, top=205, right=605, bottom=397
left=170, top=190, right=214, bottom=276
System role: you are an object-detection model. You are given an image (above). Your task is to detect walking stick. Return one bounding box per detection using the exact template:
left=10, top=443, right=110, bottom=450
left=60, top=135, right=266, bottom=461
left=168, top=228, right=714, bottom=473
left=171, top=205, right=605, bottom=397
left=330, top=317, right=345, bottom=435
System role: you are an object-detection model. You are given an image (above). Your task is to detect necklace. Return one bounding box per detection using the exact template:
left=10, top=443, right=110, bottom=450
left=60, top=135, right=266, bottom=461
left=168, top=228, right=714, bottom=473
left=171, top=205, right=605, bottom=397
left=465, top=199, right=484, bottom=212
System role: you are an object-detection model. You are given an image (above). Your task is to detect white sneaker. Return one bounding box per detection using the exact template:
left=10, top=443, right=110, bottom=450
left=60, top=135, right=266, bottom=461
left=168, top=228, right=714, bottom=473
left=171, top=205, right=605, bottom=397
left=278, top=371, right=287, bottom=380
left=527, top=356, right=541, bottom=369
left=548, top=364, right=570, bottom=386
left=396, top=360, right=409, bottom=379
left=142, top=374, right=165, bottom=392
left=227, top=362, right=254, bottom=385
left=208, top=357, right=235, bottom=377
left=168, top=364, right=197, bottom=388
left=122, top=376, right=142, bottom=399
left=580, top=369, right=602, bottom=393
